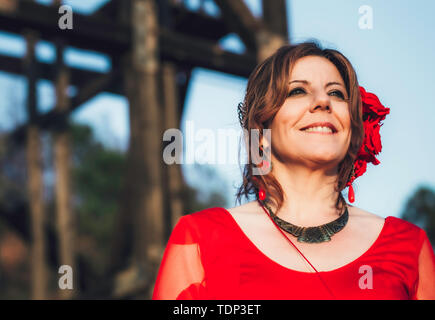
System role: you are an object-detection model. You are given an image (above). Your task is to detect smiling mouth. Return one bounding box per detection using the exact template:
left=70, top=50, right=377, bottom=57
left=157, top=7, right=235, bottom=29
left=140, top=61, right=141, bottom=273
left=300, top=126, right=336, bottom=135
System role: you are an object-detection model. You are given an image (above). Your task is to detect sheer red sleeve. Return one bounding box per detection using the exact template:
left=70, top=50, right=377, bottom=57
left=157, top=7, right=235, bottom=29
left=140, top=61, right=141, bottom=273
left=413, top=229, right=435, bottom=300
left=152, top=215, right=206, bottom=300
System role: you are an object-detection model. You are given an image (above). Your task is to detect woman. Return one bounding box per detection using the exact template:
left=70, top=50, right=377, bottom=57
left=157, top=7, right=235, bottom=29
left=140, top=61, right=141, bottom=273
left=152, top=42, right=435, bottom=300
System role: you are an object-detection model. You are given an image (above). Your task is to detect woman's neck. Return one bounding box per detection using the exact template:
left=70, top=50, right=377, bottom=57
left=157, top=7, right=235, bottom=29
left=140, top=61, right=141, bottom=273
left=268, top=160, right=342, bottom=226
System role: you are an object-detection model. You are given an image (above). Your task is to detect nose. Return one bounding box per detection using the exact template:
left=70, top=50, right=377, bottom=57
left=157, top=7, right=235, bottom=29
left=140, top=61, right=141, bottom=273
left=310, top=93, right=331, bottom=113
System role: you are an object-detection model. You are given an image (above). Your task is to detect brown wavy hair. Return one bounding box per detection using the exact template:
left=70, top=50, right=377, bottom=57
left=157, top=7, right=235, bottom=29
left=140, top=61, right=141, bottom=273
left=236, top=41, right=364, bottom=213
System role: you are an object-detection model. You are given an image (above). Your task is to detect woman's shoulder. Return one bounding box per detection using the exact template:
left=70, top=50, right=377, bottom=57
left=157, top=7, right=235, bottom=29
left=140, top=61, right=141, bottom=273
left=168, top=207, right=231, bottom=244
left=183, top=201, right=262, bottom=223
left=179, top=206, right=234, bottom=229
left=352, top=207, right=428, bottom=257
left=349, top=206, right=424, bottom=239
left=349, top=205, right=424, bottom=229
left=225, top=201, right=263, bottom=218
left=347, top=205, right=386, bottom=226
left=178, top=202, right=266, bottom=238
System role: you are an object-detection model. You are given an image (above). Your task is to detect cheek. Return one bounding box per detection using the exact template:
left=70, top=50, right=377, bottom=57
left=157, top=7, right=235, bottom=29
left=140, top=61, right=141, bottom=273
left=335, top=103, right=351, bottom=132
left=270, top=103, right=307, bottom=158
left=272, top=101, right=305, bottom=129
left=336, top=105, right=352, bottom=149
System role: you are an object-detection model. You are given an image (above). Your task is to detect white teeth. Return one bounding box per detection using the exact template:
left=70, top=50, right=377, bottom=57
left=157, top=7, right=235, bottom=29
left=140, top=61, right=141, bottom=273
left=304, top=126, right=333, bottom=133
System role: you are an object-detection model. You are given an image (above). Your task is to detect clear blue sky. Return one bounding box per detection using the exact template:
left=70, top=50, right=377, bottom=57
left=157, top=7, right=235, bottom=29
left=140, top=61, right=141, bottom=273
left=0, top=0, right=434, bottom=218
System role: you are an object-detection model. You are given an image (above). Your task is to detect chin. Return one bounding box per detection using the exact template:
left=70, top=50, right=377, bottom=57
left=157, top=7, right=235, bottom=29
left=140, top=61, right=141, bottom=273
left=301, top=150, right=344, bottom=165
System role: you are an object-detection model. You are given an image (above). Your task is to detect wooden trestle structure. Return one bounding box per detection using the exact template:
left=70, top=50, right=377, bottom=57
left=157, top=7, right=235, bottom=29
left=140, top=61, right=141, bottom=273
left=0, top=0, right=289, bottom=299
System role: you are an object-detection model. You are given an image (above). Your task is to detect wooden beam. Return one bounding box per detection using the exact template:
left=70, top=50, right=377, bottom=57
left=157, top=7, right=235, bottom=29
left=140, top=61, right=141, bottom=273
left=170, top=4, right=230, bottom=41
left=256, top=1, right=289, bottom=62
left=3, top=2, right=258, bottom=148
left=213, top=0, right=263, bottom=51
left=262, top=0, right=289, bottom=39
left=0, top=0, right=255, bottom=78
left=213, top=0, right=288, bottom=62
left=0, top=0, right=17, bottom=12
left=8, top=70, right=119, bottom=146
left=24, top=30, right=49, bottom=300
left=159, top=28, right=257, bottom=77
left=6, top=36, right=255, bottom=147
left=160, top=62, right=184, bottom=239
left=92, top=0, right=120, bottom=20
left=0, top=54, right=120, bottom=92
left=0, top=1, right=232, bottom=58
left=53, top=40, right=75, bottom=299
left=0, top=0, right=130, bottom=56
left=155, top=0, right=172, bottom=28
left=110, top=0, right=168, bottom=299
left=71, top=69, right=120, bottom=110
left=92, top=0, right=230, bottom=42
left=0, top=34, right=255, bottom=79
left=0, top=27, right=254, bottom=78
left=176, top=66, right=192, bottom=116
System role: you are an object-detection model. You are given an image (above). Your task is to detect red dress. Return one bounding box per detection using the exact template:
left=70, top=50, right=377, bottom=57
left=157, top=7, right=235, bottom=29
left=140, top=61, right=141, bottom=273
left=152, top=207, right=435, bottom=300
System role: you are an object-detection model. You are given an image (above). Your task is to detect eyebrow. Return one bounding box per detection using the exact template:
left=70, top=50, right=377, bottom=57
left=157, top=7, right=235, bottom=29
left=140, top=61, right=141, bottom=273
left=289, top=80, right=345, bottom=88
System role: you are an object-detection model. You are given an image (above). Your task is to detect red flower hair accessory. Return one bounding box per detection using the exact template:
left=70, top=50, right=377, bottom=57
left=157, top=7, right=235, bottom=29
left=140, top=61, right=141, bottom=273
left=346, top=86, right=390, bottom=202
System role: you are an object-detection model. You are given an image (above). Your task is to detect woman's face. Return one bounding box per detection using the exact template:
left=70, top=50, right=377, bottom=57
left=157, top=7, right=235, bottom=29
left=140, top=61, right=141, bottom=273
left=269, top=55, right=351, bottom=169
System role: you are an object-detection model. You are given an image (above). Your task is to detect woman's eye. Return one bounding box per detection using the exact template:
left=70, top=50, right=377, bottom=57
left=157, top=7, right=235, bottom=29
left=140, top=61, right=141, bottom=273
left=288, top=88, right=305, bottom=96
left=329, top=90, right=345, bottom=99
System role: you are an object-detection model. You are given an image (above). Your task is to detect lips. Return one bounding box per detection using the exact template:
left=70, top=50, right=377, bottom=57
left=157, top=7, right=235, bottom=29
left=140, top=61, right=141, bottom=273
left=300, top=122, right=338, bottom=133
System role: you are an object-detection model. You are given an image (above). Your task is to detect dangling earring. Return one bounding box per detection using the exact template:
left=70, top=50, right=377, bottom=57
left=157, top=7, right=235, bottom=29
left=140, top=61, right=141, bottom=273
left=348, top=164, right=355, bottom=203
left=258, top=188, right=266, bottom=201
left=258, top=145, right=272, bottom=172
left=259, top=159, right=270, bottom=170
left=257, top=145, right=268, bottom=201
